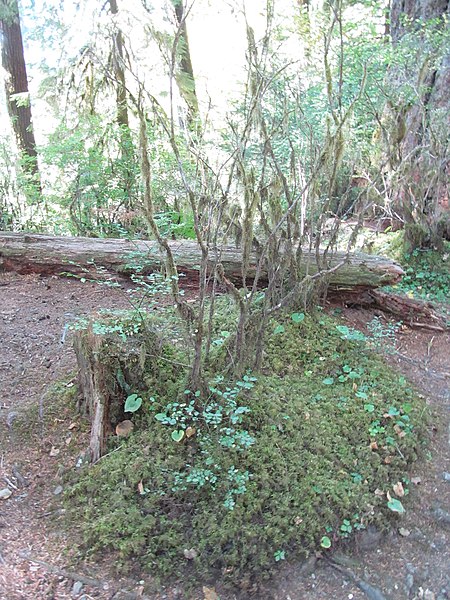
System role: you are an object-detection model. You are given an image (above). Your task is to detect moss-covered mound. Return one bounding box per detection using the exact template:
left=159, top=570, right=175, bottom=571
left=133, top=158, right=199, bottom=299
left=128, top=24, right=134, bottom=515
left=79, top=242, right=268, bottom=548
left=65, top=306, right=426, bottom=588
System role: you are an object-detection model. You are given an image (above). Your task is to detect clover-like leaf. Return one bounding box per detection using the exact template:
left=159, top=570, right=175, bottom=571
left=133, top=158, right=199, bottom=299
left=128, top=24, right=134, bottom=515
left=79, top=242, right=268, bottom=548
left=124, top=394, right=142, bottom=413
left=320, top=536, right=332, bottom=548
left=291, top=312, right=305, bottom=323
left=171, top=430, right=185, bottom=443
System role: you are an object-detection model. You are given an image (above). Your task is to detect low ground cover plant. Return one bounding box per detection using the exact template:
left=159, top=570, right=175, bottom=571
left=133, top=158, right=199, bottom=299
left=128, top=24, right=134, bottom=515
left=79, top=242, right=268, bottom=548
left=65, top=302, right=426, bottom=589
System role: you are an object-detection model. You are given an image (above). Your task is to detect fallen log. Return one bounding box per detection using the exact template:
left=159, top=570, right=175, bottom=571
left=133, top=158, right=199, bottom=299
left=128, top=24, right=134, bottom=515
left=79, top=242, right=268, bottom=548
left=0, top=231, right=403, bottom=289
left=368, top=289, right=448, bottom=330
left=334, top=288, right=448, bottom=331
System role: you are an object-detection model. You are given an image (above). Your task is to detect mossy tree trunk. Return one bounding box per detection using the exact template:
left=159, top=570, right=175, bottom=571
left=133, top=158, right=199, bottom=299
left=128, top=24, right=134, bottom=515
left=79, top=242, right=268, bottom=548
left=388, top=0, right=450, bottom=251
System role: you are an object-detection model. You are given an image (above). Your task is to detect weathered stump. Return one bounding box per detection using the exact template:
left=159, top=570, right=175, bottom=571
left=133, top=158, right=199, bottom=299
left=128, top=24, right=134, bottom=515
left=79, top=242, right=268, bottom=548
left=73, top=328, right=125, bottom=462
left=73, top=318, right=187, bottom=462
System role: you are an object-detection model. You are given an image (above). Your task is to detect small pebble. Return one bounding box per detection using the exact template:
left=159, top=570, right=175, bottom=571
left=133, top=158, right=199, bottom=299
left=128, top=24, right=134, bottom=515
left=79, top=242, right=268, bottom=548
left=53, top=485, right=63, bottom=496
left=405, top=573, right=414, bottom=592
left=442, top=472, right=450, bottom=482
left=71, top=580, right=83, bottom=597
left=0, top=488, right=12, bottom=500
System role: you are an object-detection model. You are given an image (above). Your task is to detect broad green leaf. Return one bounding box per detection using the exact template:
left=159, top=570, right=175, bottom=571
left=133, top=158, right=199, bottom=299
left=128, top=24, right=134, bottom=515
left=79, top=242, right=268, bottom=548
left=291, top=312, right=305, bottom=323
left=320, top=536, right=332, bottom=548
left=124, top=394, right=142, bottom=413
left=322, top=378, right=334, bottom=385
left=171, top=430, right=185, bottom=442
left=274, top=325, right=285, bottom=335
left=387, top=498, right=405, bottom=513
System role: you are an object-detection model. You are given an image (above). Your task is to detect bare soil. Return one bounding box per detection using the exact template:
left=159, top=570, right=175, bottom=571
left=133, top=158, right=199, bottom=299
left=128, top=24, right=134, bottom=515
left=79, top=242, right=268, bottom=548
left=0, top=272, right=448, bottom=600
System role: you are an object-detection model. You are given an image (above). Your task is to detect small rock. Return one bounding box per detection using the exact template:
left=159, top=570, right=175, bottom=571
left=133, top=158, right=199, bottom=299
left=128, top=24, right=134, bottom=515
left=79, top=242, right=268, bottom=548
left=442, top=472, right=450, bottom=482
left=53, top=485, right=63, bottom=496
left=399, top=527, right=410, bottom=537
left=183, top=548, right=197, bottom=560
left=405, top=573, right=414, bottom=593
left=431, top=504, right=450, bottom=526
left=411, top=476, right=422, bottom=485
left=71, top=580, right=83, bottom=597
left=0, top=488, right=12, bottom=500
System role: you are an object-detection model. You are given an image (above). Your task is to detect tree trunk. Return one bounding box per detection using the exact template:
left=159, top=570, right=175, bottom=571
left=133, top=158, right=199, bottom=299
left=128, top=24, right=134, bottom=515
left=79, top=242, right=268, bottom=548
left=388, top=0, right=449, bottom=250
left=0, top=231, right=404, bottom=290
left=109, top=0, right=129, bottom=129
left=173, top=0, right=199, bottom=129
left=108, top=0, right=136, bottom=210
left=0, top=0, right=41, bottom=191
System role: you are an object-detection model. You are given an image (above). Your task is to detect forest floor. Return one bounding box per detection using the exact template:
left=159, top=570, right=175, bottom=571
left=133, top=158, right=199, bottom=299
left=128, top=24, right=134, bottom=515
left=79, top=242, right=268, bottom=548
left=0, top=271, right=449, bottom=600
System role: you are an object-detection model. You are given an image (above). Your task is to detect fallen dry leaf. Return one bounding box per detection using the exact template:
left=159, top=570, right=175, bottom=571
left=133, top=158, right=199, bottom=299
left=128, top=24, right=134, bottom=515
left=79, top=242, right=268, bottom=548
left=116, top=420, right=134, bottom=437
left=184, top=548, right=198, bottom=560
left=137, top=480, right=144, bottom=495
left=394, top=424, right=406, bottom=438
left=399, top=527, right=410, bottom=537
left=374, top=488, right=384, bottom=496
left=49, top=446, right=60, bottom=457
left=186, top=426, right=196, bottom=438
left=370, top=441, right=378, bottom=450
left=393, top=481, right=405, bottom=497
left=203, top=586, right=219, bottom=600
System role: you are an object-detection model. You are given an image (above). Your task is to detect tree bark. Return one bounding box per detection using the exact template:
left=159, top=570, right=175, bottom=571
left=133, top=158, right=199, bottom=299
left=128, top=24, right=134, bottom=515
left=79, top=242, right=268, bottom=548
left=0, top=231, right=404, bottom=289
left=108, top=0, right=135, bottom=207
left=388, top=0, right=450, bottom=250
left=173, top=0, right=199, bottom=128
left=109, top=0, right=129, bottom=129
left=0, top=0, right=41, bottom=189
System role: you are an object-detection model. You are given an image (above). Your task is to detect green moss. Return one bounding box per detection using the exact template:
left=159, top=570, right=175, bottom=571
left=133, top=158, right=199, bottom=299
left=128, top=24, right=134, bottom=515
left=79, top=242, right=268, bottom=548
left=390, top=244, right=450, bottom=305
left=64, top=309, right=427, bottom=589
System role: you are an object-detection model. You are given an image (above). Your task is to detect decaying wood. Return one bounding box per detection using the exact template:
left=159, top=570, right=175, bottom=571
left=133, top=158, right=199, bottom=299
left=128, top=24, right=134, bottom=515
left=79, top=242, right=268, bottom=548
left=0, top=231, right=404, bottom=289
left=73, top=330, right=122, bottom=462
left=73, top=323, right=166, bottom=463
left=364, top=290, right=447, bottom=331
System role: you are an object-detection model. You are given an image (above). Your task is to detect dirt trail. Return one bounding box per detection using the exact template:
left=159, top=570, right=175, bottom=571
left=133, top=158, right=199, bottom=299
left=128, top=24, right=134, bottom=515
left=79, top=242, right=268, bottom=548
left=0, top=272, right=449, bottom=600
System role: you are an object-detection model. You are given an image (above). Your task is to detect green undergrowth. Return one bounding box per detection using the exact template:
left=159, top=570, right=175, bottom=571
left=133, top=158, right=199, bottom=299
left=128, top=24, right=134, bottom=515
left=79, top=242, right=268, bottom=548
left=388, top=244, right=450, bottom=305
left=351, top=228, right=450, bottom=306
left=65, top=304, right=427, bottom=590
